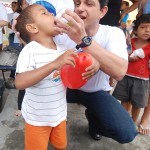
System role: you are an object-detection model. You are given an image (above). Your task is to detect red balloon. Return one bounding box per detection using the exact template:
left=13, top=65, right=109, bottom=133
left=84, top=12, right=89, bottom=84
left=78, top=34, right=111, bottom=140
left=61, top=52, right=92, bottom=89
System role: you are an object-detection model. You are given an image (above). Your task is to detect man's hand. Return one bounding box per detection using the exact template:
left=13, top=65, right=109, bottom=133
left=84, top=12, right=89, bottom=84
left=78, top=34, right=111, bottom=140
left=54, top=9, right=87, bottom=45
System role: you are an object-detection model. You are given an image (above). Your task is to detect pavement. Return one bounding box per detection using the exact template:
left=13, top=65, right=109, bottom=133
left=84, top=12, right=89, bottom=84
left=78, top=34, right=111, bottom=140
left=0, top=72, right=150, bottom=150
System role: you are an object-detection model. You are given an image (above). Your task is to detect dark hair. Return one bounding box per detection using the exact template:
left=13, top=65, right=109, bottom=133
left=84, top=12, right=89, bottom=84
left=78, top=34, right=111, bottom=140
left=15, top=5, right=35, bottom=43
left=133, top=14, right=150, bottom=31
left=17, top=0, right=23, bottom=6
left=98, top=0, right=109, bottom=9
left=122, top=1, right=129, bottom=7
left=11, top=1, right=17, bottom=6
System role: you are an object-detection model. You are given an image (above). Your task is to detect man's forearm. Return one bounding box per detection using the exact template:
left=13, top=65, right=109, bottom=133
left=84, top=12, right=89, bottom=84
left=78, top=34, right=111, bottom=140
left=82, top=40, right=128, bottom=81
left=0, top=20, right=8, bottom=27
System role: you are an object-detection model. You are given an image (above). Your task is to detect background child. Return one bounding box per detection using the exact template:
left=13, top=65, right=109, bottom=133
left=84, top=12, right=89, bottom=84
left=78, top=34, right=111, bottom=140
left=15, top=4, right=77, bottom=150
left=121, top=1, right=130, bottom=24
left=113, top=14, right=150, bottom=124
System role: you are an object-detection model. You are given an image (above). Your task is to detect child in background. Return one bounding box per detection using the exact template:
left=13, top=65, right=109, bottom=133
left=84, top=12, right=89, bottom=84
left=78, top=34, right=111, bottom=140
left=121, top=1, right=130, bottom=24
left=15, top=0, right=29, bottom=117
left=113, top=14, right=150, bottom=124
left=15, top=4, right=77, bottom=150
left=5, top=1, right=22, bottom=89
left=8, top=1, right=17, bottom=46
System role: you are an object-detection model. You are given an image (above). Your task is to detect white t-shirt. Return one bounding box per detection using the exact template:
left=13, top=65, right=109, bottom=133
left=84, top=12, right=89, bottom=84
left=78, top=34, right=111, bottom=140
left=8, top=13, right=14, bottom=34
left=56, top=25, right=128, bottom=92
left=0, top=3, right=8, bottom=44
left=16, top=41, right=68, bottom=127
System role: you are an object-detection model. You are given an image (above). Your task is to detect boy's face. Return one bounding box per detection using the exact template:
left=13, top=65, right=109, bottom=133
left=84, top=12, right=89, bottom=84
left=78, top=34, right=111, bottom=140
left=11, top=3, right=17, bottom=12
left=135, top=23, right=150, bottom=40
left=74, top=0, right=107, bottom=30
left=30, top=5, right=59, bottom=36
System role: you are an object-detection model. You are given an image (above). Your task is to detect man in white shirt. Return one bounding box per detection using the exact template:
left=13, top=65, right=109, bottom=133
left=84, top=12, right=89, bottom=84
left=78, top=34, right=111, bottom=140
left=0, top=3, right=8, bottom=52
left=55, top=0, right=137, bottom=143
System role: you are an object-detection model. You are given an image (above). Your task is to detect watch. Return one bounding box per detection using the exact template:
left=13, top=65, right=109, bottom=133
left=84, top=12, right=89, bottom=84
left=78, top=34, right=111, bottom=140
left=76, top=36, right=92, bottom=50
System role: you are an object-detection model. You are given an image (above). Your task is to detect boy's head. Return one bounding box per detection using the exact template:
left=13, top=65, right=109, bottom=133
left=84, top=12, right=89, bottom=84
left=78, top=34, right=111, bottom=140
left=133, top=14, right=150, bottom=40
left=121, top=1, right=129, bottom=11
left=16, top=4, right=58, bottom=43
left=11, top=1, right=22, bottom=13
left=11, top=1, right=17, bottom=12
left=133, top=14, right=150, bottom=30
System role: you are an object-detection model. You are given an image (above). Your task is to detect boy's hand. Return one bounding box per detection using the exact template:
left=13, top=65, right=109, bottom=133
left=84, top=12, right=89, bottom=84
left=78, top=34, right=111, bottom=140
left=129, top=56, right=140, bottom=62
left=54, top=49, right=78, bottom=70
left=82, top=55, right=100, bottom=80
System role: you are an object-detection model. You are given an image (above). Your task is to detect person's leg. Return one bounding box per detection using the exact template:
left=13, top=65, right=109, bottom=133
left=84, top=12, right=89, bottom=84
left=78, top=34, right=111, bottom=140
left=25, top=123, right=51, bottom=150
left=121, top=101, right=132, bottom=115
left=138, top=94, right=150, bottom=135
left=0, top=44, right=2, bottom=52
left=15, top=90, right=25, bottom=116
left=9, top=70, right=16, bottom=79
left=50, top=120, right=67, bottom=150
left=77, top=90, right=137, bottom=144
left=8, top=33, right=15, bottom=46
left=132, top=106, right=141, bottom=123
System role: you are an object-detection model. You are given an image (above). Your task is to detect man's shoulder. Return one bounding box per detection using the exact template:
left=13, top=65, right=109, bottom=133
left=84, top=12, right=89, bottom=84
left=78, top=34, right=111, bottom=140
left=99, top=24, right=123, bottom=35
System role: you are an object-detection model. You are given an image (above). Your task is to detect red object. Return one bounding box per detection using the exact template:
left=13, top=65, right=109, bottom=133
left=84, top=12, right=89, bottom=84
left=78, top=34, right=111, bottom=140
left=61, top=52, right=92, bottom=89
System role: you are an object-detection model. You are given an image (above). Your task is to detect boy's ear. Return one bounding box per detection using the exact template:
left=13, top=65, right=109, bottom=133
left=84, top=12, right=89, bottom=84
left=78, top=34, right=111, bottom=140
left=99, top=6, right=108, bottom=19
left=26, top=24, right=38, bottom=33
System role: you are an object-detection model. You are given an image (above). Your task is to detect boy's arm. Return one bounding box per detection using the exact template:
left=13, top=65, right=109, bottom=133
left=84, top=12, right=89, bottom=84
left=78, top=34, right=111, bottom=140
left=15, top=49, right=77, bottom=90
left=15, top=61, right=58, bottom=90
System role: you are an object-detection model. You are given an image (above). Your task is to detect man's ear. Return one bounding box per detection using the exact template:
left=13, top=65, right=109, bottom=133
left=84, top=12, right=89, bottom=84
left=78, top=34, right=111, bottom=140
left=26, top=24, right=38, bottom=33
left=99, top=6, right=108, bottom=19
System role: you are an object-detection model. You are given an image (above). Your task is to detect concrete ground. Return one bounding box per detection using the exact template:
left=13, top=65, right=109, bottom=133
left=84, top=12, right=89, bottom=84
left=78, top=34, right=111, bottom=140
left=0, top=73, right=150, bottom=150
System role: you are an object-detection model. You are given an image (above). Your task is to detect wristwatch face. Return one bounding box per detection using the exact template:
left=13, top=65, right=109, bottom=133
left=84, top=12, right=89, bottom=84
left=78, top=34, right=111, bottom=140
left=83, top=36, right=92, bottom=45
left=76, top=36, right=92, bottom=49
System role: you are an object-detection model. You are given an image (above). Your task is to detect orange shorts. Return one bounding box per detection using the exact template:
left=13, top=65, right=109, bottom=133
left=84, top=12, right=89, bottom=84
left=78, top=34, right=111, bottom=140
left=25, top=120, right=67, bottom=150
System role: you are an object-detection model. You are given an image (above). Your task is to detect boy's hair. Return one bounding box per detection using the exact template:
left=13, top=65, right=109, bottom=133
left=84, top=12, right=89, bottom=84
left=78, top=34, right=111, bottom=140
left=98, top=0, right=109, bottom=9
left=122, top=1, right=129, bottom=7
left=15, top=5, right=35, bottom=43
left=133, top=14, right=150, bottom=31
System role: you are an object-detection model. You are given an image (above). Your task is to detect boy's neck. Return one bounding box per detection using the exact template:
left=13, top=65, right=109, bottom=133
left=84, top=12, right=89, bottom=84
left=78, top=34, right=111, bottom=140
left=31, top=36, right=57, bottom=50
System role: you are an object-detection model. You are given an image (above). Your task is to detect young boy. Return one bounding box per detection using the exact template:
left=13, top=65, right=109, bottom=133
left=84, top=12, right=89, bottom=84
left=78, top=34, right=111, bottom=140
left=15, top=4, right=77, bottom=150
left=113, top=14, right=150, bottom=123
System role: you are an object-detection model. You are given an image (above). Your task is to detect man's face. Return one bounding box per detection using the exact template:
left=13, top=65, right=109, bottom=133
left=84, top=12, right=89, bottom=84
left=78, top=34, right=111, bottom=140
left=74, top=0, right=106, bottom=29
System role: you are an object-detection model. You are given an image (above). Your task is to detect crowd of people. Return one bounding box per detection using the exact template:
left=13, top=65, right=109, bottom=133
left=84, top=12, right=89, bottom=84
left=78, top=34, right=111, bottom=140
left=0, top=0, right=149, bottom=149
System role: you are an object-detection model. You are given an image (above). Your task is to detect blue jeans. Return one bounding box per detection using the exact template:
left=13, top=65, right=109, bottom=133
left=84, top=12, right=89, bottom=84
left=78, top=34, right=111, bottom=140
left=8, top=33, right=15, bottom=46
left=67, top=89, right=137, bottom=144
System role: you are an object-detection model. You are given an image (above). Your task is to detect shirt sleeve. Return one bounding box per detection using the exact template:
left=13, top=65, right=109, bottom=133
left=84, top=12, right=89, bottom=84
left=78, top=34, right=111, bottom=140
left=16, top=46, right=36, bottom=74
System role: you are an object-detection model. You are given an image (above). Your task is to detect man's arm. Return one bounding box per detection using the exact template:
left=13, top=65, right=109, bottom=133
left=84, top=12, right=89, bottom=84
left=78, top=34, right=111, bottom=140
left=119, top=0, right=139, bottom=22
left=54, top=10, right=128, bottom=81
